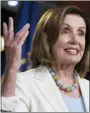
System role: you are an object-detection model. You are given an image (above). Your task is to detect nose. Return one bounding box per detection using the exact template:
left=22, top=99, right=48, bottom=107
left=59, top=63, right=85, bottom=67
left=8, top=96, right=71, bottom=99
left=69, top=31, right=78, bottom=45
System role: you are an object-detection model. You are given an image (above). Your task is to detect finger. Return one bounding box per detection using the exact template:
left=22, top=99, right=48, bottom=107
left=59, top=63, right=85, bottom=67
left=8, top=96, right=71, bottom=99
left=17, top=31, right=29, bottom=46
left=15, top=23, right=30, bottom=41
left=8, top=17, right=14, bottom=32
left=8, top=17, right=14, bottom=40
left=3, top=22, right=8, bottom=42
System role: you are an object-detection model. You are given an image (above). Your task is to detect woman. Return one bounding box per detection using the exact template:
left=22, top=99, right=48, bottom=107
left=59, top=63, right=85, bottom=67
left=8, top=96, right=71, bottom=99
left=1, top=6, right=90, bottom=112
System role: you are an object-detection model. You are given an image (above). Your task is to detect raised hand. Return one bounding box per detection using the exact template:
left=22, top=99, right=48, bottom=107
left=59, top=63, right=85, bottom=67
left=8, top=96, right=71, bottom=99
left=3, top=17, right=30, bottom=72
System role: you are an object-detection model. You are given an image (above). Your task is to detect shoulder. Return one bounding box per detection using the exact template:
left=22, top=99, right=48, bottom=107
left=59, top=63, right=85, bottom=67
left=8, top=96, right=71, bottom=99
left=79, top=77, right=89, bottom=87
left=16, top=68, right=36, bottom=84
left=15, top=66, right=48, bottom=95
left=80, top=77, right=89, bottom=83
left=16, top=65, right=47, bottom=84
left=18, top=65, right=46, bottom=77
left=17, top=68, right=36, bottom=78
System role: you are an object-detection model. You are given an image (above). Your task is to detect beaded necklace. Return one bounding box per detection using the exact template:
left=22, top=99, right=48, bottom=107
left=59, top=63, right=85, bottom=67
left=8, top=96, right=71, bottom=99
left=48, top=67, right=79, bottom=92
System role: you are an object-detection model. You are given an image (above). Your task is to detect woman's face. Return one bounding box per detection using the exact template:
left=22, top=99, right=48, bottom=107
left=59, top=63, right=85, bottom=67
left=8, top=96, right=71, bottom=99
left=52, top=14, right=86, bottom=65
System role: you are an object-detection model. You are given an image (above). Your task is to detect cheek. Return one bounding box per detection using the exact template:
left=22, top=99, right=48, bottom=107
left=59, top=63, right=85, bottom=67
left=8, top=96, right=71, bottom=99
left=52, top=41, right=65, bottom=59
left=55, top=36, right=68, bottom=47
left=81, top=39, right=85, bottom=52
left=52, top=36, right=69, bottom=58
left=52, top=39, right=65, bottom=52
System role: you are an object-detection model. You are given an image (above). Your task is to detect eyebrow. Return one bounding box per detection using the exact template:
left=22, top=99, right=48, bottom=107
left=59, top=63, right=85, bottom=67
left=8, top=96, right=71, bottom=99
left=62, top=23, right=86, bottom=30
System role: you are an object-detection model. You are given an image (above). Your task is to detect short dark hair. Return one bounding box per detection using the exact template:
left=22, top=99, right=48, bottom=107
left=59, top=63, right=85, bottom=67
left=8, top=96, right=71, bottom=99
left=30, top=6, right=90, bottom=77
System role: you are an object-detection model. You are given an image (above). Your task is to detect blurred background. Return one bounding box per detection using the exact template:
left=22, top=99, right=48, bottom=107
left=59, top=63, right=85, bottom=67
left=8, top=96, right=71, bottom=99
left=1, top=1, right=90, bottom=80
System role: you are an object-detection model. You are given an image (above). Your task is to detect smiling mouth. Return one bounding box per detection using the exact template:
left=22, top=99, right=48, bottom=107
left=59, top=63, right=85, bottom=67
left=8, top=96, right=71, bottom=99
left=65, top=49, right=79, bottom=55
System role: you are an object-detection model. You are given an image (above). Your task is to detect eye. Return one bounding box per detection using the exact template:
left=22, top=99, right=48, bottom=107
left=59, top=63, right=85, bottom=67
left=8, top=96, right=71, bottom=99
left=60, top=28, right=70, bottom=34
left=78, top=30, right=85, bottom=36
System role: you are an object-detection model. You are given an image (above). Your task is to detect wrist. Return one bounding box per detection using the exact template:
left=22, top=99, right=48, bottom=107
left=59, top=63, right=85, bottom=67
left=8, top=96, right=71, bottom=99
left=5, top=68, right=18, bottom=75
left=5, top=65, right=20, bottom=73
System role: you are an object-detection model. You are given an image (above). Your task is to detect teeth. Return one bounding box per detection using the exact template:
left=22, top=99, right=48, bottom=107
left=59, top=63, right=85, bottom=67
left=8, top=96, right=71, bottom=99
left=65, top=49, right=77, bottom=53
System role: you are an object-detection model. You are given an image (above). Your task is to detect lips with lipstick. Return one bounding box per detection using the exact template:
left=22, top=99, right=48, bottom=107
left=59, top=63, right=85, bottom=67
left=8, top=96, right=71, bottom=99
left=64, top=47, right=80, bottom=55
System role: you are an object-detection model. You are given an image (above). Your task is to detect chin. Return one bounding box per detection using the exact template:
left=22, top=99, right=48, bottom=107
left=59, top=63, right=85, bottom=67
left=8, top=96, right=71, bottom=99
left=64, top=57, right=82, bottom=65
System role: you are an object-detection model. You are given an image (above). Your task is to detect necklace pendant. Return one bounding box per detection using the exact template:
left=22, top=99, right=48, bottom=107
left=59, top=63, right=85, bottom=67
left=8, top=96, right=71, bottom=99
left=66, top=86, right=71, bottom=92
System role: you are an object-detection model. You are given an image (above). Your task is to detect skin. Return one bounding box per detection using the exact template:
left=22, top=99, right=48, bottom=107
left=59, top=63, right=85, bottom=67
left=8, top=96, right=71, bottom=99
left=52, top=14, right=86, bottom=97
left=2, top=17, right=30, bottom=96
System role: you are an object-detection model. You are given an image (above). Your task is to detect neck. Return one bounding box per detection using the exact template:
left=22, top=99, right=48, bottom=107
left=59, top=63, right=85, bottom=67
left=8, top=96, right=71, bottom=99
left=51, top=63, right=75, bottom=83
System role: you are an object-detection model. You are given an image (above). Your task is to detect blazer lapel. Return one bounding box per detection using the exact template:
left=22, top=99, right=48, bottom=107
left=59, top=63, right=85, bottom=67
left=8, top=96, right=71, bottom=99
left=79, top=78, right=89, bottom=112
left=33, top=66, right=68, bottom=112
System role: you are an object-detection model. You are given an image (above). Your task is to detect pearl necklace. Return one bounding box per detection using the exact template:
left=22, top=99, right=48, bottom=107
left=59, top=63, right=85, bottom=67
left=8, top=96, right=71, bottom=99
left=48, top=67, right=79, bottom=92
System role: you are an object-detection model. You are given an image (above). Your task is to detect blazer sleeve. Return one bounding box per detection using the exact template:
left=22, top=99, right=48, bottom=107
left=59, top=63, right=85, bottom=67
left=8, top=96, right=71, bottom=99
left=1, top=73, right=31, bottom=112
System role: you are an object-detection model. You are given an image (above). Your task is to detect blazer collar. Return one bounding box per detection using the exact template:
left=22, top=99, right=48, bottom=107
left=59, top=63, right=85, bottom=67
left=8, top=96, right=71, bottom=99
left=34, top=66, right=89, bottom=112
left=34, top=66, right=68, bottom=112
